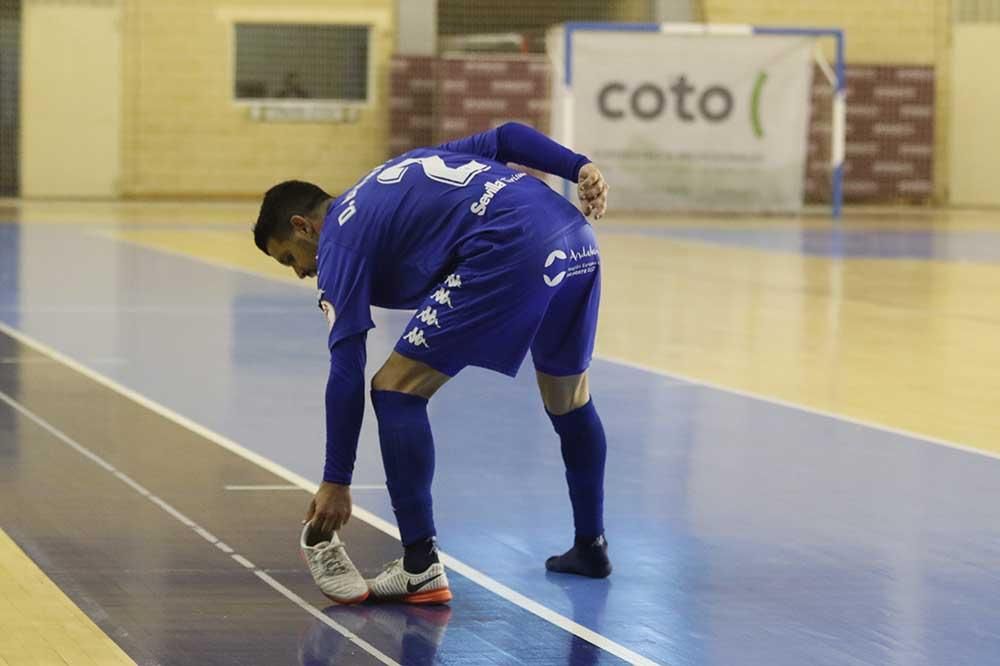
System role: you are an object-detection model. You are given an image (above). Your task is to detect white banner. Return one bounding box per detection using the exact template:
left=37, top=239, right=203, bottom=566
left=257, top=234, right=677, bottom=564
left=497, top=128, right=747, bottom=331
left=550, top=29, right=815, bottom=213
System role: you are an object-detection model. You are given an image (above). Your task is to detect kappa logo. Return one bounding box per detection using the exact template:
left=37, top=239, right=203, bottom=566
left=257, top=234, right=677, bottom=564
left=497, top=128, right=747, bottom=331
left=543, top=249, right=568, bottom=287
left=403, top=327, right=430, bottom=348
left=444, top=273, right=462, bottom=288
left=431, top=288, right=453, bottom=308
left=416, top=306, right=441, bottom=328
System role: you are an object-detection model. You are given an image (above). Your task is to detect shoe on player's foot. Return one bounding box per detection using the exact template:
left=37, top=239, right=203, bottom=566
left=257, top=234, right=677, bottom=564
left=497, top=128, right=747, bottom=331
left=546, top=534, right=613, bottom=578
left=300, top=524, right=369, bottom=604
left=367, top=558, right=452, bottom=605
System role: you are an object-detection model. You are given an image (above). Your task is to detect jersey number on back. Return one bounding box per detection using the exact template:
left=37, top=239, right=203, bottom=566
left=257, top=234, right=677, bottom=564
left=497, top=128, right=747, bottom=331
left=377, top=156, right=490, bottom=187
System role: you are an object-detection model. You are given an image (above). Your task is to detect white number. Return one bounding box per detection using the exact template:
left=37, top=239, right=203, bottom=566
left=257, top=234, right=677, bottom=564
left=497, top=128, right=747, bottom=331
left=377, top=155, right=490, bottom=187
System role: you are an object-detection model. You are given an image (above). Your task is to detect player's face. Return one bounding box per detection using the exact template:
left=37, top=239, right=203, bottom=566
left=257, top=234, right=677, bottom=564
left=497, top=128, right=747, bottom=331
left=266, top=235, right=318, bottom=280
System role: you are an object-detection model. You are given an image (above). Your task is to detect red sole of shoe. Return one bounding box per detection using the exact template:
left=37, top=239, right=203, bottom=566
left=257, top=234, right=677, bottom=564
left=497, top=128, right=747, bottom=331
left=402, top=588, right=453, bottom=605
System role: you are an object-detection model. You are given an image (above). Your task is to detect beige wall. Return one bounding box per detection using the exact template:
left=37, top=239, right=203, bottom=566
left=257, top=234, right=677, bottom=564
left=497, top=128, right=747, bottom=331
left=120, top=0, right=394, bottom=198
left=949, top=25, right=1000, bottom=205
left=702, top=0, right=951, bottom=202
left=21, top=0, right=122, bottom=198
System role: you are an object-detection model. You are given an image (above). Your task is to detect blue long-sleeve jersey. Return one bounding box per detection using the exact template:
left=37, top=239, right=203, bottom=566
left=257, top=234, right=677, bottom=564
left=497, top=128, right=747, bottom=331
left=319, top=123, right=590, bottom=484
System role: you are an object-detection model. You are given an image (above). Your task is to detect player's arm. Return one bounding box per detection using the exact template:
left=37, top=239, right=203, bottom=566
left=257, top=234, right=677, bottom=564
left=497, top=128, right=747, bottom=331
left=439, top=122, right=587, bottom=180
left=305, top=332, right=367, bottom=535
left=438, top=122, right=608, bottom=218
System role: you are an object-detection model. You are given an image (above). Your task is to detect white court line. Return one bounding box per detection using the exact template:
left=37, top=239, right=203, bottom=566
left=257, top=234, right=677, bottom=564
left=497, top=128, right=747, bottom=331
left=0, top=386, right=399, bottom=666
left=0, top=356, right=126, bottom=365
left=92, top=229, right=999, bottom=463
left=597, top=353, right=1000, bottom=464
left=0, top=320, right=660, bottom=666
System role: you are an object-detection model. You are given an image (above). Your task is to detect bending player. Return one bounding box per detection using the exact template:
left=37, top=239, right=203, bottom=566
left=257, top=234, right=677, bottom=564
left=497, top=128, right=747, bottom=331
left=253, top=123, right=610, bottom=604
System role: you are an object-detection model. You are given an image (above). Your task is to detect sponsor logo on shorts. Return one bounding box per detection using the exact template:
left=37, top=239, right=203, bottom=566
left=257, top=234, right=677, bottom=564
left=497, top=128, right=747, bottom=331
left=543, top=249, right=568, bottom=287
left=403, top=327, right=430, bottom=348
left=543, top=245, right=599, bottom=287
left=444, top=273, right=463, bottom=288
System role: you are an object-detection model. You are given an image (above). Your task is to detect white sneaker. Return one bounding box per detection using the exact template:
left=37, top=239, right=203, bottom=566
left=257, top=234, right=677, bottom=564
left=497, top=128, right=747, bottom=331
left=299, top=524, right=369, bottom=604
left=367, top=558, right=452, bottom=604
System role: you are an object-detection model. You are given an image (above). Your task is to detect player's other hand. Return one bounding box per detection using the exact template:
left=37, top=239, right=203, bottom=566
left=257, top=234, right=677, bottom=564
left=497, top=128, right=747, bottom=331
left=577, top=163, right=609, bottom=220
left=304, top=481, right=353, bottom=537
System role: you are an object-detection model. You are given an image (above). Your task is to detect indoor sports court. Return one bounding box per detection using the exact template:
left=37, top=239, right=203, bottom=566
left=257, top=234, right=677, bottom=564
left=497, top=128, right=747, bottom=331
left=2, top=2, right=1000, bottom=666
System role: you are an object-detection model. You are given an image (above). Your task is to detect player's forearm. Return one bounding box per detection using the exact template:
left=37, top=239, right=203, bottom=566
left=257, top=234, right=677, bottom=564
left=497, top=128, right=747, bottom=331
left=322, top=334, right=367, bottom=485
left=495, top=122, right=591, bottom=182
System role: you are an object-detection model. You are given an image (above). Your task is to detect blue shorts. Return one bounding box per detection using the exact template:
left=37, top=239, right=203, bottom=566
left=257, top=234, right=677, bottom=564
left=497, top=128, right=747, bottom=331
left=393, top=222, right=601, bottom=377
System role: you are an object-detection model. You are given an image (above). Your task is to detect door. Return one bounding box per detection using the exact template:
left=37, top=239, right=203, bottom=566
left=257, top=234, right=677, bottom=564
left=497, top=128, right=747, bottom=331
left=21, top=0, right=121, bottom=198
left=0, top=0, right=18, bottom=196
left=950, top=24, right=1000, bottom=205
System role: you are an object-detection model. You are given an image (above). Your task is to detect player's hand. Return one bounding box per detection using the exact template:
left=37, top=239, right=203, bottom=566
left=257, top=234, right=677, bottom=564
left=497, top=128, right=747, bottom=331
left=304, top=481, right=352, bottom=537
left=577, top=163, right=609, bottom=220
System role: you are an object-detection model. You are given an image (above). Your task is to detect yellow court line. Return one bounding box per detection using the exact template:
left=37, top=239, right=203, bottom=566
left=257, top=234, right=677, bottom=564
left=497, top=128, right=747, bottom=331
left=0, top=529, right=135, bottom=666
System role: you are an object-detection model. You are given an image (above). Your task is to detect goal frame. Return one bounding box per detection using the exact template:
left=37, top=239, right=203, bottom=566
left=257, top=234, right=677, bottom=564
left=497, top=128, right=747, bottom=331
left=558, top=22, right=846, bottom=219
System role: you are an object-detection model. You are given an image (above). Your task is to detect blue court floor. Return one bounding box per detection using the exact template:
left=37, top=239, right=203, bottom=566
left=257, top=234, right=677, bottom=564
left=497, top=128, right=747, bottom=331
left=2, top=216, right=1000, bottom=665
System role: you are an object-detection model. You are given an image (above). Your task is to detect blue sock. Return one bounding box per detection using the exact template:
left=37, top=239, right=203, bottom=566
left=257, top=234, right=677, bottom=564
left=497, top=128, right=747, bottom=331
left=371, top=390, right=437, bottom=548
left=547, top=398, right=607, bottom=541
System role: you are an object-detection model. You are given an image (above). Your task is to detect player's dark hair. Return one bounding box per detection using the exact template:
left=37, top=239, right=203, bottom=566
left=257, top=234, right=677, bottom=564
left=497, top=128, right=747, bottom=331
left=253, top=180, right=331, bottom=255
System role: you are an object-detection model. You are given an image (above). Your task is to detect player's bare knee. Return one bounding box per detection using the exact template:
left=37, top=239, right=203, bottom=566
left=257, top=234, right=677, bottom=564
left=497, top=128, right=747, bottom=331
left=372, top=352, right=450, bottom=399
left=537, top=371, right=590, bottom=415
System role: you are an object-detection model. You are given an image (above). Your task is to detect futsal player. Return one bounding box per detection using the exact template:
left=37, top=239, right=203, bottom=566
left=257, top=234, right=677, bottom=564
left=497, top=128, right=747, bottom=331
left=254, top=123, right=611, bottom=604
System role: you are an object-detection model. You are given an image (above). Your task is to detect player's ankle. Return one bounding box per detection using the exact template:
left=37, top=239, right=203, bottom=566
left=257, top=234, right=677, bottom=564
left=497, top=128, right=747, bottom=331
left=404, top=536, right=440, bottom=574
left=574, top=532, right=607, bottom=548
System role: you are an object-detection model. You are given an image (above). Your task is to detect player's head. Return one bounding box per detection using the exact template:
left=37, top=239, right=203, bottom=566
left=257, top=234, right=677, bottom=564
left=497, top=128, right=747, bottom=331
left=254, top=180, right=332, bottom=279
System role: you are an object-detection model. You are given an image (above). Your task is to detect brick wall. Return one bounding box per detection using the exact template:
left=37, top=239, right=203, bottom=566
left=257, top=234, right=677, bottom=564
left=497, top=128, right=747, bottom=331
left=390, top=55, right=550, bottom=152
left=807, top=65, right=935, bottom=203
left=436, top=57, right=549, bottom=143
left=701, top=0, right=950, bottom=201
left=389, top=56, right=437, bottom=154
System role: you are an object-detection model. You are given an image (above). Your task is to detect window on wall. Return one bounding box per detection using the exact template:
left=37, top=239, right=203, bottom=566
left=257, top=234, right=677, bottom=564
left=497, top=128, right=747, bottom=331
left=234, top=24, right=369, bottom=103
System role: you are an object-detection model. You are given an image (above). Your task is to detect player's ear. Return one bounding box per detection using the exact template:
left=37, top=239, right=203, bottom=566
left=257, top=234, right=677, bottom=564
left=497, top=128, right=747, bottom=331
left=289, top=214, right=315, bottom=239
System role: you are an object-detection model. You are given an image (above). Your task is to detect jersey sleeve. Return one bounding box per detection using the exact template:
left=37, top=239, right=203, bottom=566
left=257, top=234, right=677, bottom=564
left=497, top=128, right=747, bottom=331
left=436, top=122, right=591, bottom=182
left=317, top=241, right=376, bottom=350
left=434, top=127, right=500, bottom=160
left=322, top=332, right=367, bottom=485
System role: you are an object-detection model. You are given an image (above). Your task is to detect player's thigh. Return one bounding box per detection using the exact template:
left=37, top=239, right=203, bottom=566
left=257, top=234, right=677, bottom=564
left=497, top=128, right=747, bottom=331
left=371, top=351, right=451, bottom=399
left=536, top=370, right=590, bottom=415
left=530, top=226, right=600, bottom=382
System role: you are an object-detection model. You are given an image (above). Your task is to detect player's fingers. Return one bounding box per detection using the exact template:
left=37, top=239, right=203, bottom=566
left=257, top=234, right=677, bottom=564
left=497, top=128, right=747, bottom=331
left=582, top=178, right=605, bottom=199
left=320, top=514, right=336, bottom=537
left=303, top=498, right=316, bottom=525
left=592, top=188, right=608, bottom=219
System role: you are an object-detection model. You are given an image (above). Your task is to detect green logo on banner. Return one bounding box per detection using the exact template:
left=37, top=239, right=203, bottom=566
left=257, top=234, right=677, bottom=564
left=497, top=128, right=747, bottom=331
left=751, top=71, right=768, bottom=139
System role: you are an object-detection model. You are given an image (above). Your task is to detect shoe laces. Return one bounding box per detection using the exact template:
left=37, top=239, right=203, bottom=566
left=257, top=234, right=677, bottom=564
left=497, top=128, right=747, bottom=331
left=376, top=557, right=403, bottom=578
left=319, top=542, right=351, bottom=576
